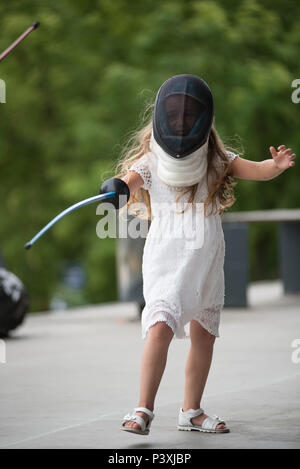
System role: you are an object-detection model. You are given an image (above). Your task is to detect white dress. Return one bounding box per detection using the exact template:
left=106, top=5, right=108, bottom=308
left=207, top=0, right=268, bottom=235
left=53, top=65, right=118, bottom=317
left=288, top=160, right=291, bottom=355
left=129, top=150, right=238, bottom=340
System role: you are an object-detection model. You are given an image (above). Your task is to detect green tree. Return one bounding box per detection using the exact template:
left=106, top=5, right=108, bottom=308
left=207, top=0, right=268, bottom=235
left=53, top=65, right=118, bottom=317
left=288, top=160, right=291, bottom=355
left=0, top=0, right=299, bottom=311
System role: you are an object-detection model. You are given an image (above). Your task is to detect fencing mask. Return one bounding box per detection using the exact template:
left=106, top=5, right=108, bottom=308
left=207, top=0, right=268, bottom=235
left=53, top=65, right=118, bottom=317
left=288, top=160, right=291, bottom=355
left=150, top=74, right=214, bottom=187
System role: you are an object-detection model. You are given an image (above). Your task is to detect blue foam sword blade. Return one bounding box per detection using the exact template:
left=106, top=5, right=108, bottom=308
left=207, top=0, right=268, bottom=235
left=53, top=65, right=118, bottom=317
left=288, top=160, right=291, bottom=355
left=24, top=192, right=116, bottom=250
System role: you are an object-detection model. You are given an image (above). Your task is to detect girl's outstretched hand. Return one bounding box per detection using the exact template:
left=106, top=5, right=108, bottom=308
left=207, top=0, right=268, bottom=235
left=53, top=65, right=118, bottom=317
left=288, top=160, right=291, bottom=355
left=269, top=145, right=296, bottom=170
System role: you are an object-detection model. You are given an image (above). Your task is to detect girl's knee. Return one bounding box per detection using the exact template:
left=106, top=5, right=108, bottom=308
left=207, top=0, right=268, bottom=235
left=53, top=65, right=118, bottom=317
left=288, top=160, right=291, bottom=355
left=148, top=321, right=174, bottom=341
left=190, top=320, right=216, bottom=345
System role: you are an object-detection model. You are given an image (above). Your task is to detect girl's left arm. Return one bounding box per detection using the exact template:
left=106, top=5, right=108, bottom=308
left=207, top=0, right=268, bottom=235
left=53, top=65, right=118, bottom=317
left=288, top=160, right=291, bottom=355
left=230, top=145, right=296, bottom=181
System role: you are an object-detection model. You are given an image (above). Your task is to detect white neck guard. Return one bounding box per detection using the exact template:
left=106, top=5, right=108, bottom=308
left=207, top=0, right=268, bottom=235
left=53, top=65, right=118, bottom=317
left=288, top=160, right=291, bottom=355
left=149, top=132, right=208, bottom=187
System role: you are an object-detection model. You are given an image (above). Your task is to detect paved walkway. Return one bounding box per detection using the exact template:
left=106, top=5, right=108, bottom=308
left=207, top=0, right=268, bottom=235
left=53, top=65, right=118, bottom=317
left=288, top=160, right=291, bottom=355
left=0, top=280, right=299, bottom=449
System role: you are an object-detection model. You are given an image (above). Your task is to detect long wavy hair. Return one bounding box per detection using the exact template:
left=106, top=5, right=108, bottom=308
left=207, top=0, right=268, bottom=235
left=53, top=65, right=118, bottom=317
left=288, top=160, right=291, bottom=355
left=112, top=101, right=241, bottom=221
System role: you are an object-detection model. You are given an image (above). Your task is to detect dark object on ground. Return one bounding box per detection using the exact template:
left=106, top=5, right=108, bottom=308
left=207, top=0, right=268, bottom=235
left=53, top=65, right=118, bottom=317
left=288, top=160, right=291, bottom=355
left=0, top=268, right=30, bottom=337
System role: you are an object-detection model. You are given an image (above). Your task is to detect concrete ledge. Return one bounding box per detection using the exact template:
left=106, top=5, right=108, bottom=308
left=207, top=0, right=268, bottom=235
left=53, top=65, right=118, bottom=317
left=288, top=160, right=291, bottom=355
left=222, top=209, right=300, bottom=223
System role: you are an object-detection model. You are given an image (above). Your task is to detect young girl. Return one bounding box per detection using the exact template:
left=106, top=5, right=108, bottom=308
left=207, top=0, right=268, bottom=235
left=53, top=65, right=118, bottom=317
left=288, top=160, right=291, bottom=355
left=101, top=74, right=295, bottom=435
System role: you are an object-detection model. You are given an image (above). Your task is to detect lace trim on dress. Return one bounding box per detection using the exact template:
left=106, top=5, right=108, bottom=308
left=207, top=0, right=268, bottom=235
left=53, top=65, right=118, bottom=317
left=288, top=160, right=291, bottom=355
left=129, top=158, right=152, bottom=191
left=142, top=299, right=185, bottom=339
left=192, top=304, right=222, bottom=337
left=226, top=151, right=238, bottom=163
left=142, top=300, right=222, bottom=339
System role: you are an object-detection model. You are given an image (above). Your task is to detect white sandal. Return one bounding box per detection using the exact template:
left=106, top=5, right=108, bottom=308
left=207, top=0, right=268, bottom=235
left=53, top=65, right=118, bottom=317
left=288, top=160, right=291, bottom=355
left=121, top=407, right=155, bottom=435
left=177, top=407, right=230, bottom=433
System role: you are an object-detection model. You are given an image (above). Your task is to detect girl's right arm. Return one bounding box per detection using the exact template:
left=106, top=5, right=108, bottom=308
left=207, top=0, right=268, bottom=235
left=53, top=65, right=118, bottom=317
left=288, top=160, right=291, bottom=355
left=121, top=170, right=144, bottom=196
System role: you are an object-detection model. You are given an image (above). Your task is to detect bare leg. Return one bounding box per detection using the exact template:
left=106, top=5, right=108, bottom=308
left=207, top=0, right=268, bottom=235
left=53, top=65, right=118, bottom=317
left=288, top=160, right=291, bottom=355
left=124, top=321, right=174, bottom=429
left=182, top=320, right=226, bottom=429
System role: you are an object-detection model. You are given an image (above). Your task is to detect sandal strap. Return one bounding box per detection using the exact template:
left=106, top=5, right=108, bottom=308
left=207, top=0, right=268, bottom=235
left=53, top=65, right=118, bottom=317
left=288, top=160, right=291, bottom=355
left=180, top=407, right=204, bottom=418
left=134, top=407, right=155, bottom=420
left=122, top=413, right=147, bottom=432
left=202, top=416, right=226, bottom=430
left=178, top=407, right=204, bottom=426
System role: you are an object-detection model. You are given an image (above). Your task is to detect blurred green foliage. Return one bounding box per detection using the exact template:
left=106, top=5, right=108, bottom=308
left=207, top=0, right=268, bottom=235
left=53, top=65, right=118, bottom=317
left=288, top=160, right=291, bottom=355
left=0, top=0, right=299, bottom=311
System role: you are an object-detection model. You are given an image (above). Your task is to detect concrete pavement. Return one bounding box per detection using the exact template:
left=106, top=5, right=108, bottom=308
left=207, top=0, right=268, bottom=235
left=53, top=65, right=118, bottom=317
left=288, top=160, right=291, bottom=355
left=0, top=280, right=300, bottom=449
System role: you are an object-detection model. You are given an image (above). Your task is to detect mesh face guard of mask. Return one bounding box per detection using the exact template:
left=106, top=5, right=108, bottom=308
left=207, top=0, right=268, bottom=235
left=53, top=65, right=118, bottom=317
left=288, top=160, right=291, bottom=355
left=152, top=74, right=214, bottom=158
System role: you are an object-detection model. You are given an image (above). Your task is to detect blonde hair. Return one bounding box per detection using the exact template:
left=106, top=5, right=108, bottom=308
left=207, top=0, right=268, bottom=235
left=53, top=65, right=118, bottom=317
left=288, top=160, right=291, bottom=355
left=112, top=100, right=241, bottom=221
